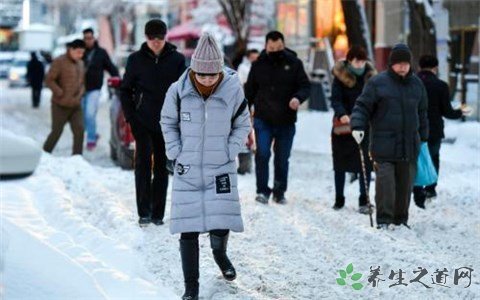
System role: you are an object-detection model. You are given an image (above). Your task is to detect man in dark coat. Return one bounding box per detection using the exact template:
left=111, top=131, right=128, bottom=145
left=26, top=52, right=45, bottom=108
left=120, top=19, right=186, bottom=227
left=351, top=44, right=429, bottom=228
left=413, top=54, right=468, bottom=208
left=245, top=31, right=310, bottom=205
left=82, top=28, right=119, bottom=151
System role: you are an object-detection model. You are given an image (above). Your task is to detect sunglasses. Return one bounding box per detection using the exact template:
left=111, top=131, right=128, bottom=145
left=147, top=34, right=165, bottom=41
left=196, top=73, right=219, bottom=78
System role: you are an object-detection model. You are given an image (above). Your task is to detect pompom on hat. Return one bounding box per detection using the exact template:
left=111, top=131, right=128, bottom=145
left=190, top=33, right=224, bottom=74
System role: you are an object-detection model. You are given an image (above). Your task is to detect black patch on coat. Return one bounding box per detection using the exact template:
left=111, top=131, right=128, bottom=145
left=215, top=174, right=231, bottom=194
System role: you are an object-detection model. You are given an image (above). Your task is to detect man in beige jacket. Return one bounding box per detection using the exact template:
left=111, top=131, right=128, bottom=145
left=43, top=39, right=86, bottom=155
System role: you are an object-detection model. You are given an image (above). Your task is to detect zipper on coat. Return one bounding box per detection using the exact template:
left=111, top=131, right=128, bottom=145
left=155, top=57, right=158, bottom=64
left=200, top=98, right=209, bottom=232
left=136, top=92, right=143, bottom=110
left=400, top=85, right=407, bottom=160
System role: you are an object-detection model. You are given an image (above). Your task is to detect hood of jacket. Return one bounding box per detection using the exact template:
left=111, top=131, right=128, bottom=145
left=332, top=60, right=377, bottom=88
left=257, top=47, right=298, bottom=63
left=140, top=41, right=178, bottom=60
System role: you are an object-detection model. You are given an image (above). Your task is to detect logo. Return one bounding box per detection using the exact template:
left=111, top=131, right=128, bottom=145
left=335, top=263, right=474, bottom=290
left=182, top=112, right=191, bottom=122
left=336, top=263, right=364, bottom=290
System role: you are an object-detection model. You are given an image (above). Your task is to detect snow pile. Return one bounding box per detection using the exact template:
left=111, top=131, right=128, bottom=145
left=1, top=153, right=177, bottom=299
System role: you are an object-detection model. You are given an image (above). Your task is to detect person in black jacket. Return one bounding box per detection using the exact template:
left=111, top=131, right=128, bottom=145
left=330, top=46, right=376, bottom=213
left=26, top=52, right=45, bottom=108
left=351, top=44, right=429, bottom=228
left=120, top=19, right=186, bottom=227
left=82, top=28, right=119, bottom=151
left=413, top=54, right=469, bottom=208
left=245, top=31, right=310, bottom=205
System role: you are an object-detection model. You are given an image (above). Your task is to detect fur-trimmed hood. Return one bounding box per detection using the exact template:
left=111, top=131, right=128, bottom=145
left=332, top=60, right=377, bottom=88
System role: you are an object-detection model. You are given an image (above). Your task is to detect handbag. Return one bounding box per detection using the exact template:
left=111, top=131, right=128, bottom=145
left=333, top=116, right=352, bottom=135
left=414, top=142, right=438, bottom=186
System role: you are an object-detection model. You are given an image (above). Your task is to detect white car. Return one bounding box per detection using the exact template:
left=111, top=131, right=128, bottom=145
left=0, top=52, right=14, bottom=78
left=0, top=131, right=42, bottom=179
left=8, top=59, right=29, bottom=87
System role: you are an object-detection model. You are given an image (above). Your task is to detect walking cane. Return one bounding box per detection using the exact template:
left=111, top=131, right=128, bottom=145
left=358, top=144, right=374, bottom=227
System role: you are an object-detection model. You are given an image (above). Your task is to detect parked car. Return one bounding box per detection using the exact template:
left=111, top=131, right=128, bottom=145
left=108, top=77, right=134, bottom=169
left=8, top=59, right=29, bottom=87
left=0, top=131, right=42, bottom=179
left=8, top=52, right=30, bottom=88
left=0, top=52, right=14, bottom=78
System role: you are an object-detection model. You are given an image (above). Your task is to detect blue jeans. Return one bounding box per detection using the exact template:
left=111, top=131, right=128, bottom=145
left=254, top=118, right=295, bottom=197
left=82, top=89, right=101, bottom=143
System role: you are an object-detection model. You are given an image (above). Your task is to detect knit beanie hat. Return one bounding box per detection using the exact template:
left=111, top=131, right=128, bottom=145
left=419, top=54, right=439, bottom=69
left=145, top=19, right=167, bottom=37
left=191, top=33, right=224, bottom=74
left=389, top=43, right=412, bottom=66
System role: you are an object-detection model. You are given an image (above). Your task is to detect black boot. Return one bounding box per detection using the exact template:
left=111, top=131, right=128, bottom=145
left=332, top=195, right=345, bottom=210
left=210, top=233, right=236, bottom=281
left=413, top=187, right=426, bottom=209
left=180, top=239, right=199, bottom=300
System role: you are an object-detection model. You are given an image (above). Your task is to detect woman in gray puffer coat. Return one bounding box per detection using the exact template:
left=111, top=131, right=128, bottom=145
left=160, top=33, right=250, bottom=300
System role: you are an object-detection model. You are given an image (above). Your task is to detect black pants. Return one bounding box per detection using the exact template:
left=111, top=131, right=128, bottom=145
left=32, top=87, right=42, bottom=108
left=334, top=171, right=371, bottom=205
left=130, top=120, right=168, bottom=220
left=374, top=161, right=416, bottom=225
left=181, top=230, right=229, bottom=240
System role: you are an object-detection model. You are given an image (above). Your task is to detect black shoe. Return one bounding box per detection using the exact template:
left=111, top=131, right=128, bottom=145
left=210, top=233, right=236, bottom=281
left=376, top=223, right=389, bottom=230
left=414, top=188, right=427, bottom=209
left=138, top=217, right=151, bottom=227
left=425, top=189, right=437, bottom=199
left=180, top=239, right=199, bottom=300
left=358, top=205, right=371, bottom=214
left=272, top=194, right=287, bottom=204
left=332, top=196, right=345, bottom=210
left=255, top=193, right=269, bottom=204
left=151, top=218, right=164, bottom=226
left=414, top=197, right=426, bottom=209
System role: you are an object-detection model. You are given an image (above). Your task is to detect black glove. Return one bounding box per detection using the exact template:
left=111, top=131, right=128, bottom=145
left=166, top=159, right=175, bottom=175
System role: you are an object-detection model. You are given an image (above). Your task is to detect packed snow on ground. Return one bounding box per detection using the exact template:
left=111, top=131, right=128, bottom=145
left=1, top=82, right=479, bottom=299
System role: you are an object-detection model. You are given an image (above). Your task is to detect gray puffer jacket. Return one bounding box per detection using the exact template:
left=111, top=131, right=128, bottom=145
left=161, top=68, right=251, bottom=234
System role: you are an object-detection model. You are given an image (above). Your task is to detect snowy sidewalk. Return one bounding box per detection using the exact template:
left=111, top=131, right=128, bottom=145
left=1, top=83, right=479, bottom=299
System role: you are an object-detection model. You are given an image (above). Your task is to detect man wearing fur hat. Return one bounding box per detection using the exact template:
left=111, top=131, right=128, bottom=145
left=350, top=44, right=429, bottom=229
left=120, top=19, right=186, bottom=227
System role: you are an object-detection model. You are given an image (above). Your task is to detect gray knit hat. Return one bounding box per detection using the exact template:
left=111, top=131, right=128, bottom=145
left=191, top=33, right=224, bottom=74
